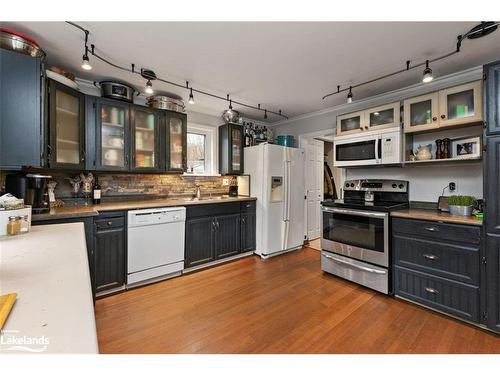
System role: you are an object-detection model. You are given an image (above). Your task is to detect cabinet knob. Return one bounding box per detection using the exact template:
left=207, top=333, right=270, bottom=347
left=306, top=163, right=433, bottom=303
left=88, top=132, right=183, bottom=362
left=432, top=116, right=437, bottom=122
left=440, top=114, right=446, bottom=119
left=107, top=221, right=112, bottom=226
left=425, top=287, right=439, bottom=294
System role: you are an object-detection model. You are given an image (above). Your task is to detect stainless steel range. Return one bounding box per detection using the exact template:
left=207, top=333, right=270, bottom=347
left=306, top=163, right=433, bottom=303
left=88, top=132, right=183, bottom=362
left=320, top=179, right=409, bottom=294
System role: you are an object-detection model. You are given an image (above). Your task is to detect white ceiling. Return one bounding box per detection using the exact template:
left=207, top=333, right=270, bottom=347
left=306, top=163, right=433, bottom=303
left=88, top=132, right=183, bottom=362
left=4, top=21, right=500, bottom=122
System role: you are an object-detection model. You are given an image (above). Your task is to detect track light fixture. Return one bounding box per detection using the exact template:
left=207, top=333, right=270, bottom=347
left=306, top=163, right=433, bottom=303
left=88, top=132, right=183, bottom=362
left=188, top=88, right=195, bottom=104
left=66, top=22, right=289, bottom=120
left=80, top=30, right=92, bottom=70
left=264, top=110, right=268, bottom=119
left=347, top=87, right=353, bottom=103
left=422, top=60, right=434, bottom=83
left=145, top=80, right=154, bottom=94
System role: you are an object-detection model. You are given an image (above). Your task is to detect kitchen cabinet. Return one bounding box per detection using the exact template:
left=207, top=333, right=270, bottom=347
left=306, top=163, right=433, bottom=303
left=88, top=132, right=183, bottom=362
left=95, top=98, right=130, bottom=171
left=336, top=110, right=366, bottom=136
left=164, top=111, right=187, bottom=172
left=0, top=49, right=44, bottom=169
left=438, top=81, right=482, bottom=128
left=94, top=212, right=127, bottom=294
left=219, top=123, right=244, bottom=175
left=403, top=92, right=440, bottom=133
left=214, top=214, right=241, bottom=259
left=485, top=136, right=500, bottom=235
left=486, top=234, right=500, bottom=332
left=403, top=81, right=482, bottom=133
left=130, top=105, right=161, bottom=172
left=336, top=102, right=400, bottom=136
left=185, top=201, right=256, bottom=269
left=185, top=216, right=215, bottom=268
left=392, top=217, right=482, bottom=323
left=48, top=79, right=85, bottom=169
left=485, top=60, right=500, bottom=135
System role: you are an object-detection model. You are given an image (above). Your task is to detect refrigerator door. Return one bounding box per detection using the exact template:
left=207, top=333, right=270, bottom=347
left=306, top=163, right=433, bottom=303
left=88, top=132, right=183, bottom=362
left=261, top=144, right=287, bottom=256
left=284, top=147, right=305, bottom=250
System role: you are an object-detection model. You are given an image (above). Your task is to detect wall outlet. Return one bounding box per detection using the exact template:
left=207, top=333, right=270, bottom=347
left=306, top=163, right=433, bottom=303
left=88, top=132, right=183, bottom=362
left=449, top=182, right=456, bottom=192
left=222, top=178, right=230, bottom=186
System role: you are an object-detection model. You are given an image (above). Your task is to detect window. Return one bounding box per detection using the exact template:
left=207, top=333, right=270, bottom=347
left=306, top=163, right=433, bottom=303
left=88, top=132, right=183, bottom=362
left=187, top=132, right=206, bottom=174
left=185, top=123, right=218, bottom=175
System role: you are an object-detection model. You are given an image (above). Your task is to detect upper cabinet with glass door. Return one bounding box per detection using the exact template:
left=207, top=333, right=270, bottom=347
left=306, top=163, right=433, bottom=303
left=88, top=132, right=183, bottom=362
left=131, top=106, right=160, bottom=172
left=438, top=81, right=482, bottom=128
left=403, top=80, right=482, bottom=133
left=96, top=98, right=129, bottom=171
left=403, top=92, right=440, bottom=133
left=48, top=79, right=85, bottom=169
left=165, top=112, right=187, bottom=172
left=336, top=102, right=400, bottom=136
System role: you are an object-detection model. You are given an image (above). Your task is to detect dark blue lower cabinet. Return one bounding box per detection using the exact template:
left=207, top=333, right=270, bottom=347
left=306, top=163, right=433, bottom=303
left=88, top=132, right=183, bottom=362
left=394, top=266, right=480, bottom=323
left=185, top=216, right=215, bottom=268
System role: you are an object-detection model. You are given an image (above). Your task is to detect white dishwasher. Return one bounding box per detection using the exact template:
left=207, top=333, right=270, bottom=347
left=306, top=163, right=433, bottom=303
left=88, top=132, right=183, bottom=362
left=127, top=206, right=186, bottom=287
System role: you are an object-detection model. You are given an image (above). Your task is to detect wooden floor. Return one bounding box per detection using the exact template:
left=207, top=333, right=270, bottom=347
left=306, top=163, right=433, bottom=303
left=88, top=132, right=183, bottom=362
left=95, top=247, right=500, bottom=353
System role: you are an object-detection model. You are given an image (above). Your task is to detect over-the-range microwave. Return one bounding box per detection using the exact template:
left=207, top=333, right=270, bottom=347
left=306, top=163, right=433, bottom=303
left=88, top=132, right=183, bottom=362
left=333, top=128, right=403, bottom=167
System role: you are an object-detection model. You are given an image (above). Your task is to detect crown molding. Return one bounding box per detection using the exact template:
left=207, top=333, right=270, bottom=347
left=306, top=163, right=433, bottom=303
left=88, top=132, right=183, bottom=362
left=269, top=66, right=483, bottom=127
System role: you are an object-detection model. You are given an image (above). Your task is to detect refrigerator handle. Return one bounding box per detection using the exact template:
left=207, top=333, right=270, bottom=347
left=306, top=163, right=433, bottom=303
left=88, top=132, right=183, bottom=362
left=282, top=161, right=288, bottom=222
left=286, top=161, right=291, bottom=221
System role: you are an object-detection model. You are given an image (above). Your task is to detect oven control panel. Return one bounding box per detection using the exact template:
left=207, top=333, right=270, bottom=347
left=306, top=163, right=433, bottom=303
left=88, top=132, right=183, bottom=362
left=343, top=179, right=408, bottom=193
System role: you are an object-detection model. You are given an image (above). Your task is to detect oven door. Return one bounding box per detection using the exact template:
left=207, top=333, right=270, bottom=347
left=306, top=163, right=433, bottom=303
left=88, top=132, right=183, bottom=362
left=334, top=134, right=381, bottom=167
left=321, top=206, right=389, bottom=267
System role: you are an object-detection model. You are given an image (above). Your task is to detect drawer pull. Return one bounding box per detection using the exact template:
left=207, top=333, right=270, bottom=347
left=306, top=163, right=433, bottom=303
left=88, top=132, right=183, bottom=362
left=425, top=287, right=439, bottom=294
left=423, top=254, right=439, bottom=260
left=424, top=226, right=439, bottom=232
left=107, top=221, right=112, bottom=226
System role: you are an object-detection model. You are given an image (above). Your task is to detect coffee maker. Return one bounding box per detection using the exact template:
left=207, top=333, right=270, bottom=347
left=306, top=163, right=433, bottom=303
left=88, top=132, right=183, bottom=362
left=5, top=173, right=52, bottom=213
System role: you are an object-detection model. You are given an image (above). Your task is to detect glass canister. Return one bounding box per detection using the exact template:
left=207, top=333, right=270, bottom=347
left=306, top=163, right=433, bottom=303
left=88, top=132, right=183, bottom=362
left=20, top=215, right=30, bottom=234
left=7, top=216, right=21, bottom=236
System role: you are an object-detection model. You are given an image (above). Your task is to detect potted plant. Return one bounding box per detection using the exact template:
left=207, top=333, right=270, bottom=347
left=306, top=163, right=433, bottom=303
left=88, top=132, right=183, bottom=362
left=447, top=195, right=476, bottom=217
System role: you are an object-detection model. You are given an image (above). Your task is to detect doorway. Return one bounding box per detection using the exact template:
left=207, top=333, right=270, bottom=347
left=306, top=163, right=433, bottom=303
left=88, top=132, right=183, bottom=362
left=299, top=131, right=344, bottom=248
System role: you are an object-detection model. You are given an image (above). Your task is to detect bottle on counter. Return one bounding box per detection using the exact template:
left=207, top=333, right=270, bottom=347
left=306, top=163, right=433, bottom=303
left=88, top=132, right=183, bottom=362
left=93, top=176, right=101, bottom=204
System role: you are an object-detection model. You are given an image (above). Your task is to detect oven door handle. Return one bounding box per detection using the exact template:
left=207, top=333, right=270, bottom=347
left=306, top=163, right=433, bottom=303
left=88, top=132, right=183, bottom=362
left=322, top=253, right=387, bottom=275
left=321, top=206, right=388, bottom=218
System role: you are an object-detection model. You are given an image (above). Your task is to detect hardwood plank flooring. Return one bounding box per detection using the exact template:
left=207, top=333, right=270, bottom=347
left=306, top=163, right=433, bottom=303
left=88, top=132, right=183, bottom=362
left=94, top=247, right=500, bottom=353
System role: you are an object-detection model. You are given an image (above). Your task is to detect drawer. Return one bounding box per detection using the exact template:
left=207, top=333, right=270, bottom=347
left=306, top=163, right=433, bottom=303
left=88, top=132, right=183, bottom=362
left=240, top=200, right=256, bottom=212
left=394, top=266, right=480, bottom=323
left=186, top=202, right=240, bottom=218
left=95, top=217, right=125, bottom=230
left=392, top=218, right=481, bottom=245
left=393, top=234, right=480, bottom=285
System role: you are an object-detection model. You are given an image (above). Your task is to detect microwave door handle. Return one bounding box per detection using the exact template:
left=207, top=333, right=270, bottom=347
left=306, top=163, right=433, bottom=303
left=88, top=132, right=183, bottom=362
left=375, top=137, right=380, bottom=163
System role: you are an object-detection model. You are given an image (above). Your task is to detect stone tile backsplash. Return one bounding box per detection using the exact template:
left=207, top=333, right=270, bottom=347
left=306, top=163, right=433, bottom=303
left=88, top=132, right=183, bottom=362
left=0, top=171, right=231, bottom=200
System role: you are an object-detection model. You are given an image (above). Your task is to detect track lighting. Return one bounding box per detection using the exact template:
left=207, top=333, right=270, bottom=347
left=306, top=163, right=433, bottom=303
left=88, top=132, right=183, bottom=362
left=264, top=110, right=268, bottom=120
left=188, top=88, right=195, bottom=104
left=229, top=99, right=233, bottom=110
left=422, top=60, right=434, bottom=83
left=347, top=87, right=353, bottom=103
left=81, top=52, right=92, bottom=70
left=145, top=80, right=154, bottom=94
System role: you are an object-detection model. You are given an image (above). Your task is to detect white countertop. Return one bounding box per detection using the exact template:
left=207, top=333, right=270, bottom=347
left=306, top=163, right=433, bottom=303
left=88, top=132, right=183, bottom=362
left=0, top=223, right=98, bottom=354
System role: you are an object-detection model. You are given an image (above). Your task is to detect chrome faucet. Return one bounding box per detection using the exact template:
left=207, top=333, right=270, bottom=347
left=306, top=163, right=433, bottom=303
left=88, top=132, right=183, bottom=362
left=195, top=185, right=201, bottom=199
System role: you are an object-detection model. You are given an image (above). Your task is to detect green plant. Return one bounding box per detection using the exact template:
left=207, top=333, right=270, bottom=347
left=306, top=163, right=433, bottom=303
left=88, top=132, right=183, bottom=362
left=448, top=195, right=477, bottom=207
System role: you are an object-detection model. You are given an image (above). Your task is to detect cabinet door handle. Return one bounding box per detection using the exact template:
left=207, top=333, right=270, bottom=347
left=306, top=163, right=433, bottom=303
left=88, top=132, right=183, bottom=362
left=241, top=217, right=246, bottom=224
left=424, top=226, right=439, bottom=232
left=107, top=221, right=112, bottom=226
left=216, top=221, right=220, bottom=230
left=423, top=254, right=439, bottom=260
left=425, top=287, right=439, bottom=294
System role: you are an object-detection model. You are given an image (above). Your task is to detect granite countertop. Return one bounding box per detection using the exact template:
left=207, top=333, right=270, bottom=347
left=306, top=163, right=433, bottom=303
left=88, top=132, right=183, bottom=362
left=0, top=223, right=98, bottom=353
left=391, top=208, right=483, bottom=226
left=32, top=195, right=256, bottom=221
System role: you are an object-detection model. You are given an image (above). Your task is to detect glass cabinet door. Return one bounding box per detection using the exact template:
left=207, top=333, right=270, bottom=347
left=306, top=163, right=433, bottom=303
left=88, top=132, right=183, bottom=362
left=367, top=102, right=400, bottom=130
left=403, top=92, right=439, bottom=133
left=167, top=114, right=186, bottom=171
left=439, top=81, right=482, bottom=127
left=99, top=102, right=127, bottom=169
left=49, top=80, right=84, bottom=168
left=230, top=126, right=243, bottom=173
left=336, top=110, right=366, bottom=135
left=132, top=108, right=158, bottom=170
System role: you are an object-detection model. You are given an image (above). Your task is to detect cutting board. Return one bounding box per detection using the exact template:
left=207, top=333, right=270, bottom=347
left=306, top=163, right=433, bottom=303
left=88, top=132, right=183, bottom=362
left=0, top=293, right=17, bottom=329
